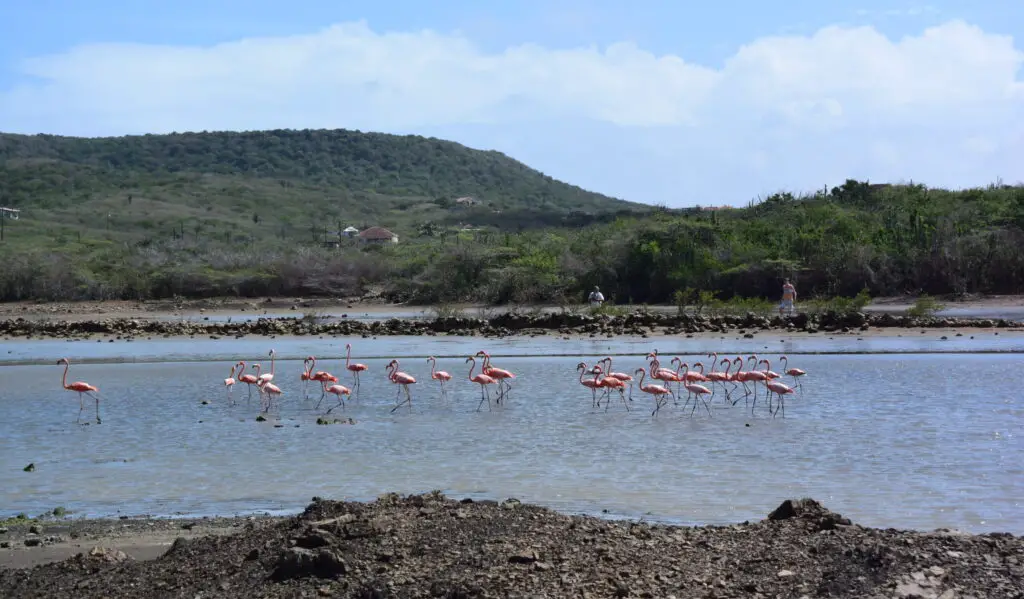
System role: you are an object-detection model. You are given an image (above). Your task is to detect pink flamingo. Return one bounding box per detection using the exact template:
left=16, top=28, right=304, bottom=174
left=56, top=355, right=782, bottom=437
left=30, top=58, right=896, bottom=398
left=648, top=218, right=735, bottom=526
left=305, top=356, right=338, bottom=404
left=427, top=356, right=452, bottom=398
left=760, top=359, right=795, bottom=417
left=386, top=359, right=417, bottom=412
left=678, top=362, right=714, bottom=417
left=597, top=371, right=629, bottom=412
left=647, top=353, right=682, bottom=399
left=257, top=379, right=283, bottom=413
left=224, top=363, right=237, bottom=403
left=258, top=349, right=276, bottom=384
left=476, top=351, right=515, bottom=403
left=598, top=356, right=634, bottom=400
left=236, top=360, right=260, bottom=402
left=753, top=354, right=781, bottom=380
left=704, top=354, right=733, bottom=401
left=466, top=356, right=497, bottom=411
left=251, top=364, right=282, bottom=412
left=576, top=362, right=605, bottom=408
left=779, top=355, right=807, bottom=392
left=738, top=356, right=770, bottom=414
left=57, top=357, right=101, bottom=424
left=732, top=356, right=767, bottom=408
left=345, top=343, right=369, bottom=390
left=646, top=351, right=678, bottom=379
left=322, top=380, right=353, bottom=414
left=299, top=356, right=314, bottom=396
left=634, top=367, right=673, bottom=417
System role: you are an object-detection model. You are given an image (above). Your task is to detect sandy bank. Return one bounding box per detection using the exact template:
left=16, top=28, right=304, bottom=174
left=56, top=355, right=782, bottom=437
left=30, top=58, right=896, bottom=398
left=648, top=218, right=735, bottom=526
left=2, top=294, right=1023, bottom=321
left=1, top=493, right=1020, bottom=598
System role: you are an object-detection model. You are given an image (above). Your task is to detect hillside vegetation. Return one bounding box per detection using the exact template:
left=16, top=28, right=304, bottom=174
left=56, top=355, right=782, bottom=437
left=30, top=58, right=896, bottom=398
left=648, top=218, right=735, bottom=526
left=1, top=128, right=1023, bottom=306
left=0, top=128, right=645, bottom=249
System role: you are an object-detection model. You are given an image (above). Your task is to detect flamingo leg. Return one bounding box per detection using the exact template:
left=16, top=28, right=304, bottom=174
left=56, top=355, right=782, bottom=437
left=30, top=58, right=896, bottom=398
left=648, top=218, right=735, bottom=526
left=325, top=397, right=346, bottom=414
left=619, top=389, right=629, bottom=411
left=390, top=385, right=413, bottom=413
left=84, top=392, right=102, bottom=423
left=476, top=384, right=491, bottom=411
left=315, top=385, right=328, bottom=409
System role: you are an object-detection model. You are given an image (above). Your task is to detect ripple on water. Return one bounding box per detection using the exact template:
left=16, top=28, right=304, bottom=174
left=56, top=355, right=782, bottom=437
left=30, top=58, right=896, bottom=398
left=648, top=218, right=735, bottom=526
left=0, top=349, right=1021, bottom=535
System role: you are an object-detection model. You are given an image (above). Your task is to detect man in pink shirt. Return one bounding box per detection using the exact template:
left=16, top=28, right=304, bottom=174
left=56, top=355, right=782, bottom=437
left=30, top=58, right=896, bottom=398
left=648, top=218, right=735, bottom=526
left=779, top=279, right=797, bottom=317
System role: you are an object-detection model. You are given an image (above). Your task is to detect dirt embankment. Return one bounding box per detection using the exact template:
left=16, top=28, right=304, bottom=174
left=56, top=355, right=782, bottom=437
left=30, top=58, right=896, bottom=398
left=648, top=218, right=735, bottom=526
left=1, top=493, right=1021, bottom=598
left=2, top=309, right=1022, bottom=342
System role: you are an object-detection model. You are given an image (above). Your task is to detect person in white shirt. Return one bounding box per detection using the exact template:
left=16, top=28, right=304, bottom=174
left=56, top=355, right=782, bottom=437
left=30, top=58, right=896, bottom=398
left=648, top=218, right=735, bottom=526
left=588, top=286, right=605, bottom=308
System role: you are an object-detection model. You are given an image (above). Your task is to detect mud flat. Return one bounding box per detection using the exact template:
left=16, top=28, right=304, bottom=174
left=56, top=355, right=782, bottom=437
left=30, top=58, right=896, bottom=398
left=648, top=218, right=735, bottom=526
left=1, top=493, right=1021, bottom=598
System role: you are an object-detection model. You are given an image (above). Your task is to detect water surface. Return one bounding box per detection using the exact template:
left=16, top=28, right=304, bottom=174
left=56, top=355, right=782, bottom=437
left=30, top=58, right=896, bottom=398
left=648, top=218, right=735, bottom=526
left=3, top=330, right=1023, bottom=367
left=1, top=346, right=1020, bottom=535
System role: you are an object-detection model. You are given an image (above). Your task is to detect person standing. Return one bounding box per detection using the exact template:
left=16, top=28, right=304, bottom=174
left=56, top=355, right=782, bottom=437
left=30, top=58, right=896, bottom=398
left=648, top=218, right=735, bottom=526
left=588, top=286, right=605, bottom=308
left=780, top=279, right=797, bottom=316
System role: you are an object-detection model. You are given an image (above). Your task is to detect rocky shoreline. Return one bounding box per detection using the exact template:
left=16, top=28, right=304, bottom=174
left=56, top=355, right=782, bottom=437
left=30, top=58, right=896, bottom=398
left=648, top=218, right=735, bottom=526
left=1, top=493, right=1021, bottom=598
left=2, top=310, right=1022, bottom=340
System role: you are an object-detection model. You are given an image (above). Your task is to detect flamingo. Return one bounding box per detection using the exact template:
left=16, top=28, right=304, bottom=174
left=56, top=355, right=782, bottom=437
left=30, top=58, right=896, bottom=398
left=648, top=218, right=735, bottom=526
left=322, top=380, right=353, bottom=414
left=647, top=354, right=682, bottom=402
left=476, top=351, right=515, bottom=403
left=306, top=356, right=338, bottom=405
left=598, top=356, right=634, bottom=400
left=634, top=367, right=673, bottom=417
left=737, top=356, right=770, bottom=414
left=386, top=359, right=417, bottom=412
left=345, top=343, right=369, bottom=390
left=704, top=354, right=732, bottom=402
left=576, top=362, right=605, bottom=408
left=57, top=357, right=101, bottom=424
left=257, top=376, right=283, bottom=414
left=299, top=356, right=314, bottom=396
left=236, top=360, right=260, bottom=402
left=779, top=355, right=807, bottom=392
left=224, top=364, right=237, bottom=403
left=427, top=356, right=452, bottom=398
left=678, top=362, right=714, bottom=417
left=760, top=359, right=796, bottom=417
left=466, top=356, right=497, bottom=411
left=597, top=371, right=629, bottom=412
left=258, top=349, right=276, bottom=384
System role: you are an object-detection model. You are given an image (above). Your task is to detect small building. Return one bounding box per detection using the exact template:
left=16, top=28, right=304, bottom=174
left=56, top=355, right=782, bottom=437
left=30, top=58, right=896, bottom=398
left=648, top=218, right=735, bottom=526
left=0, top=207, right=20, bottom=220
left=342, top=226, right=359, bottom=238
left=454, top=196, right=478, bottom=207
left=358, top=226, right=399, bottom=244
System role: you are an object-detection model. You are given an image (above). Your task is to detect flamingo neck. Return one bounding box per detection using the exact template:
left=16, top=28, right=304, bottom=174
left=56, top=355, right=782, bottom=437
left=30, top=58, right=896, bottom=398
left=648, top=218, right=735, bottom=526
left=345, top=345, right=351, bottom=367
left=467, top=359, right=476, bottom=379
left=61, top=362, right=69, bottom=389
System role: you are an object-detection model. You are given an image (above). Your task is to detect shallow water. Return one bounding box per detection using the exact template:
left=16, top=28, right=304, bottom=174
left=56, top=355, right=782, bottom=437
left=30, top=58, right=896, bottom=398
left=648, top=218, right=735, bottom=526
left=0, top=344, right=1021, bottom=535
left=3, top=330, right=1024, bottom=367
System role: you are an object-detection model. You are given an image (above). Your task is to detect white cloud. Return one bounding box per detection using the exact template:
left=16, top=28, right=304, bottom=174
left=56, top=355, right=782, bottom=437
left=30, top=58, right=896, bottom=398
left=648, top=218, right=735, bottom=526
left=1, top=18, right=1021, bottom=205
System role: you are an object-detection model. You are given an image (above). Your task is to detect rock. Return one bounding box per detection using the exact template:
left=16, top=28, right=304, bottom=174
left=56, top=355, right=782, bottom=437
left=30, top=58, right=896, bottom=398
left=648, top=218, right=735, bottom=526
left=86, top=546, right=133, bottom=563
left=509, top=549, right=539, bottom=564
left=894, top=581, right=934, bottom=598
left=777, top=569, right=795, bottom=577
left=272, top=547, right=348, bottom=580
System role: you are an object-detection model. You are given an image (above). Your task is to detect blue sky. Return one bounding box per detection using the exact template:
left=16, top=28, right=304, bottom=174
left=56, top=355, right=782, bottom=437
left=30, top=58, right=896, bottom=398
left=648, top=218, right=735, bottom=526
left=1, top=0, right=1022, bottom=205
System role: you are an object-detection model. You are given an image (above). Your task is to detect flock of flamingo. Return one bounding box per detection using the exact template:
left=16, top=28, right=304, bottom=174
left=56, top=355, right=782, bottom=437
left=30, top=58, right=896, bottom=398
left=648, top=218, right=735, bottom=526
left=56, top=344, right=808, bottom=424
left=576, top=351, right=807, bottom=418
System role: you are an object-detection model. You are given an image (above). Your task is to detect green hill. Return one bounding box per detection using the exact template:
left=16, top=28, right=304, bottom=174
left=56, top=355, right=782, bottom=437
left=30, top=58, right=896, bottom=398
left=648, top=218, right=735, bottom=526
left=0, top=128, right=648, bottom=249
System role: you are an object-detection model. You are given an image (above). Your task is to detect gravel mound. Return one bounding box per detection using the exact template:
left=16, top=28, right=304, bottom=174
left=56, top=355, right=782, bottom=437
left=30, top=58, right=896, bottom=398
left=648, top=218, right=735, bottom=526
left=2, top=492, right=1021, bottom=598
